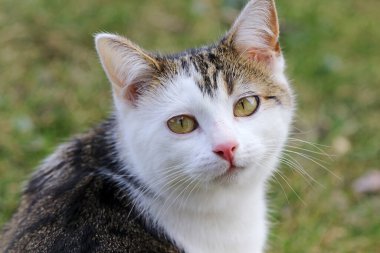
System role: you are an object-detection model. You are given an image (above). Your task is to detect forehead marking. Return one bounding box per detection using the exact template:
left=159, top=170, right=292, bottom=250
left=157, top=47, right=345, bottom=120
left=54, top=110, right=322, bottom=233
left=187, top=52, right=220, bottom=97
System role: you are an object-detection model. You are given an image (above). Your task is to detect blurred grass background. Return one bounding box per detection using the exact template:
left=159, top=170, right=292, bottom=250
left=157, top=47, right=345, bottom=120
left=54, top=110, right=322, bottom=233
left=0, top=0, right=379, bottom=252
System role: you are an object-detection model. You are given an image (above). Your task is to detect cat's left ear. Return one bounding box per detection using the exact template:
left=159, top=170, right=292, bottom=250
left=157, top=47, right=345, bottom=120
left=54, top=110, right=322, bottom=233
left=225, top=0, right=281, bottom=66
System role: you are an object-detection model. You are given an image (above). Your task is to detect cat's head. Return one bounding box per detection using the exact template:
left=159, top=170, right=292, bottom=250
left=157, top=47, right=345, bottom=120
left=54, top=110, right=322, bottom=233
left=95, top=0, right=294, bottom=193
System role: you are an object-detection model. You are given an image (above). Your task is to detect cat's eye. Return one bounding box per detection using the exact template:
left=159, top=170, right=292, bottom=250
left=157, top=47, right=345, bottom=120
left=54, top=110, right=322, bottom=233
left=167, top=115, right=198, bottom=134
left=234, top=96, right=260, bottom=117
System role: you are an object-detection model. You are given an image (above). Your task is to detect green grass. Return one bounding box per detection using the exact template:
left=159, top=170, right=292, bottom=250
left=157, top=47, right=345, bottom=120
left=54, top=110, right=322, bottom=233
left=0, top=0, right=379, bottom=252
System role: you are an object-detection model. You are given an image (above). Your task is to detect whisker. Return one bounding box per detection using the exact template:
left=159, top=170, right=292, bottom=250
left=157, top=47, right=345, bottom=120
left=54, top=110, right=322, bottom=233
left=280, top=154, right=324, bottom=188
left=283, top=149, right=341, bottom=180
left=288, top=137, right=331, bottom=149
left=284, top=144, right=334, bottom=160
left=156, top=176, right=193, bottom=220
left=275, top=170, right=306, bottom=206
left=182, top=174, right=203, bottom=209
left=271, top=175, right=289, bottom=204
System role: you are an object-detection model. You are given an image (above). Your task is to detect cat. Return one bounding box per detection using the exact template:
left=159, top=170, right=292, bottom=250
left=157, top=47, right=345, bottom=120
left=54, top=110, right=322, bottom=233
left=0, top=0, right=294, bottom=252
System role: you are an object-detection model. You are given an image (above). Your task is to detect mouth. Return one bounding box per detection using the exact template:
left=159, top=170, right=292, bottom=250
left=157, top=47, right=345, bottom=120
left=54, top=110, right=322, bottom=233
left=215, top=164, right=244, bottom=181
left=226, top=165, right=239, bottom=174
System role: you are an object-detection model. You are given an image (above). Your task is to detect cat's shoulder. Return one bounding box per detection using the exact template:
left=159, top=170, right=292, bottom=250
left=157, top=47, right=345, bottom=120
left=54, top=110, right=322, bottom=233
left=1, top=120, right=180, bottom=252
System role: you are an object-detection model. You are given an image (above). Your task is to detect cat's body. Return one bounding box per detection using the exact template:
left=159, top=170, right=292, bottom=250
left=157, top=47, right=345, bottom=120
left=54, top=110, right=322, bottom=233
left=0, top=1, right=294, bottom=252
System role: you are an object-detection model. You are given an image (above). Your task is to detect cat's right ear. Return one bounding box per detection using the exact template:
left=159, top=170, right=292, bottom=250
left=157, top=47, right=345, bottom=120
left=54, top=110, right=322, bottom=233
left=95, top=33, right=160, bottom=105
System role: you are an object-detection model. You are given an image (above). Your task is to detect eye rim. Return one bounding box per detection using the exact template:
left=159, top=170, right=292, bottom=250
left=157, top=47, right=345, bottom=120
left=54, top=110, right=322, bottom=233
left=233, top=95, right=260, bottom=117
left=167, top=114, right=199, bottom=134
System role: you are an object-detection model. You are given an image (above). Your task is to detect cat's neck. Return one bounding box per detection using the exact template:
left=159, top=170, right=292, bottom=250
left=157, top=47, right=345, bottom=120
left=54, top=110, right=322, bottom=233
left=138, top=179, right=268, bottom=253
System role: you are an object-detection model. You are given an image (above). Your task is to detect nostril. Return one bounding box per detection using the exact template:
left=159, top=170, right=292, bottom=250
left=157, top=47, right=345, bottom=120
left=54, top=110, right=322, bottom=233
left=215, top=150, right=225, bottom=158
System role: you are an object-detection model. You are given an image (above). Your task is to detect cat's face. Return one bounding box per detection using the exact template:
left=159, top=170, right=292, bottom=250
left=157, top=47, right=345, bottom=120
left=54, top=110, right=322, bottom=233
left=96, top=0, right=294, bottom=192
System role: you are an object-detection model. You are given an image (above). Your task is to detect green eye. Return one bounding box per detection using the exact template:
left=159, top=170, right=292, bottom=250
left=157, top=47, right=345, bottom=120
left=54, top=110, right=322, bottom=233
left=234, top=96, right=260, bottom=117
left=167, top=115, right=198, bottom=134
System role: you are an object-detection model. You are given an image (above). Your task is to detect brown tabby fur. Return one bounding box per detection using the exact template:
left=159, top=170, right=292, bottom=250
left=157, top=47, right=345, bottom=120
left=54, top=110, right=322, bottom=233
left=0, top=119, right=180, bottom=253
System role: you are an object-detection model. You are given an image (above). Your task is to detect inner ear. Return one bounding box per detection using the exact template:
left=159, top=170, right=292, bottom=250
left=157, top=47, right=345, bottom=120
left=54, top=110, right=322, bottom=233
left=247, top=47, right=278, bottom=65
left=123, top=83, right=140, bottom=105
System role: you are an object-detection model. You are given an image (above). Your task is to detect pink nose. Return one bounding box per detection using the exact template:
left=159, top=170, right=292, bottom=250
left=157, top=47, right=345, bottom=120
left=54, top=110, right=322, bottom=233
left=213, top=142, right=238, bottom=164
